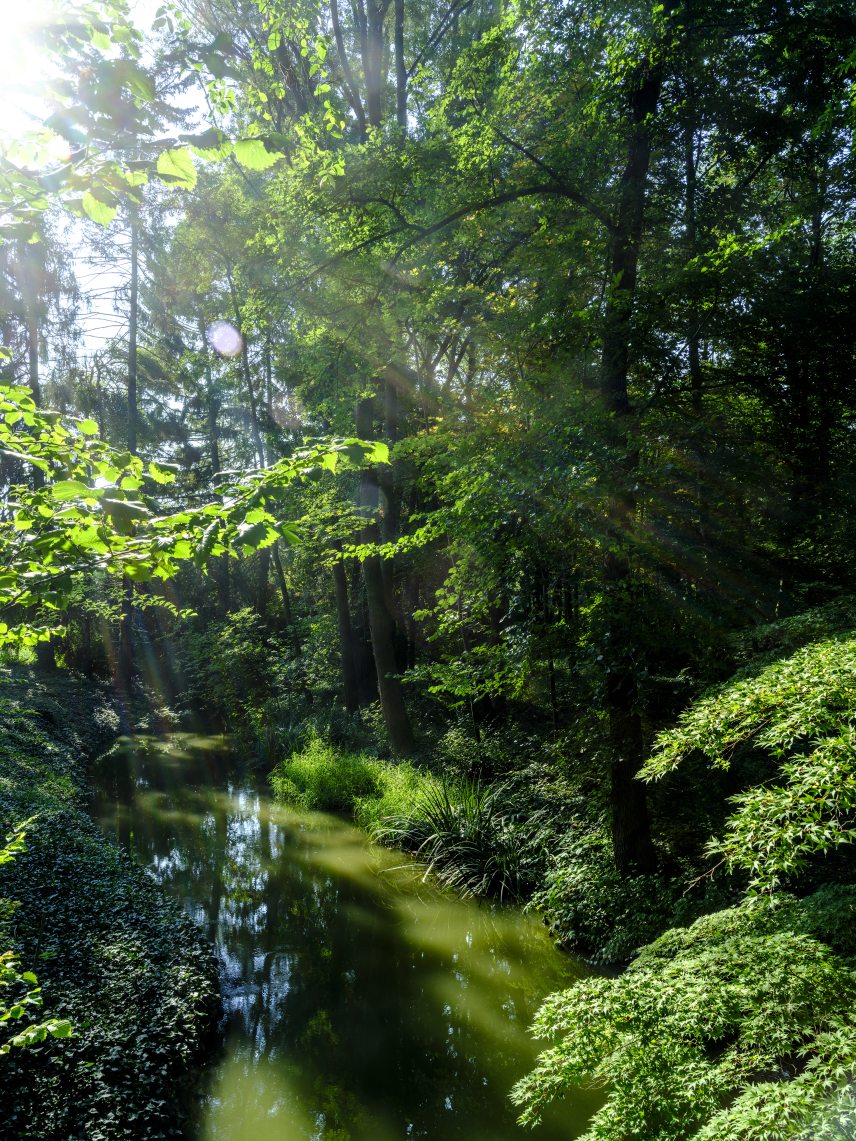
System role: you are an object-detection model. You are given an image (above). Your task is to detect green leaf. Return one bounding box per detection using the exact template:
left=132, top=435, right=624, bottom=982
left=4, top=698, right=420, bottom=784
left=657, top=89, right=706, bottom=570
left=182, top=128, right=232, bottom=160
left=236, top=520, right=268, bottom=550
left=50, top=480, right=95, bottom=500
left=81, top=191, right=118, bottom=227
left=78, top=419, right=99, bottom=435
left=156, top=148, right=197, bottom=190
left=147, top=461, right=176, bottom=485
left=234, top=138, right=283, bottom=171
left=193, top=519, right=221, bottom=567
left=101, top=498, right=151, bottom=521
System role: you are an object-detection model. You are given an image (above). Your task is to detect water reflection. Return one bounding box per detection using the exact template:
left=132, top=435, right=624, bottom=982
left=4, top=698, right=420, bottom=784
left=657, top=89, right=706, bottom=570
left=91, top=735, right=598, bottom=1141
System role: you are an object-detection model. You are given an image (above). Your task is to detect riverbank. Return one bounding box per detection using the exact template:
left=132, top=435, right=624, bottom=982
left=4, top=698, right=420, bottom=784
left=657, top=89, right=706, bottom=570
left=0, top=666, right=219, bottom=1140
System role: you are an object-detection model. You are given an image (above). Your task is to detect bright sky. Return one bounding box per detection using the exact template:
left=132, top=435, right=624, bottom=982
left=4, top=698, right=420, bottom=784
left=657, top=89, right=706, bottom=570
left=0, top=0, right=200, bottom=356
left=0, top=0, right=52, bottom=142
left=0, top=0, right=164, bottom=147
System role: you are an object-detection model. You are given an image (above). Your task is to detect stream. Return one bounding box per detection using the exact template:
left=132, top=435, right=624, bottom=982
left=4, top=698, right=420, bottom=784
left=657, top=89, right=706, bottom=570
left=91, top=733, right=597, bottom=1140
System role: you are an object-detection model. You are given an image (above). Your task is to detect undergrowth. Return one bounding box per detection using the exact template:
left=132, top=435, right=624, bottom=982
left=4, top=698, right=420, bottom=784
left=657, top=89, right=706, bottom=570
left=0, top=667, right=218, bottom=1140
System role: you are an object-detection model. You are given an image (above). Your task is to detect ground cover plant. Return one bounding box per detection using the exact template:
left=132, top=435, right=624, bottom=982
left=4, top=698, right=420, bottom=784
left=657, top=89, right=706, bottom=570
left=0, top=668, right=218, bottom=1140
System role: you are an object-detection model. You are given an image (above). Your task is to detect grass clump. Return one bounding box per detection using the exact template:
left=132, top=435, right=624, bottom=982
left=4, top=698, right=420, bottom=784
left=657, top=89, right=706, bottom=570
left=272, top=735, right=533, bottom=901
left=270, top=731, right=382, bottom=812
left=376, top=779, right=529, bottom=900
left=353, top=761, right=440, bottom=833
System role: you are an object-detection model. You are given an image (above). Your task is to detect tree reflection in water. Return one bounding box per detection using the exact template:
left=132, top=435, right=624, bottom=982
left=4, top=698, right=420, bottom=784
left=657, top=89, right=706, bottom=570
left=92, top=735, right=600, bottom=1141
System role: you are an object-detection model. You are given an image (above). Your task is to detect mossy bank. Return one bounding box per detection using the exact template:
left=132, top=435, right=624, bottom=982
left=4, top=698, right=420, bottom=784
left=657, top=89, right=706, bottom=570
left=0, top=666, right=219, bottom=1140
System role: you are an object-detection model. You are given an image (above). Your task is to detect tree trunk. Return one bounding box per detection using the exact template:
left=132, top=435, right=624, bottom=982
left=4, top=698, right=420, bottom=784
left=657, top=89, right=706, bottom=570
left=394, top=0, right=406, bottom=128
left=356, top=396, right=415, bottom=754
left=128, top=202, right=139, bottom=456
left=598, top=46, right=671, bottom=877
left=117, top=202, right=141, bottom=694
left=198, top=313, right=221, bottom=474
left=332, top=553, right=359, bottom=712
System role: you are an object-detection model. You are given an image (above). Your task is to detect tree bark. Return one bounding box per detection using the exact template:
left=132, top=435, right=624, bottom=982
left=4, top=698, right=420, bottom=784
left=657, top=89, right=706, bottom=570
left=394, top=0, right=406, bottom=128
left=598, top=46, right=671, bottom=877
left=356, top=395, right=415, bottom=754
left=332, top=552, right=360, bottom=712
left=128, top=201, right=139, bottom=456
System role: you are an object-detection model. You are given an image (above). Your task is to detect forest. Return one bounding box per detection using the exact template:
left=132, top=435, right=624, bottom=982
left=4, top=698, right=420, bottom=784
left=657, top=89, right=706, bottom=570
left=1, top=0, right=855, bottom=1137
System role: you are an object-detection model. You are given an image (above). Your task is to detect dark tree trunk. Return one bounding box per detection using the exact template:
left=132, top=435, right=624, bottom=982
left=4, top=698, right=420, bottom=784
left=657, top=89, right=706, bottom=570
left=331, top=0, right=368, bottom=139
left=198, top=314, right=221, bottom=475
left=256, top=547, right=271, bottom=619
left=684, top=116, right=703, bottom=410
left=351, top=563, right=379, bottom=705
left=356, top=396, right=415, bottom=754
left=598, top=45, right=672, bottom=877
left=128, top=202, right=139, bottom=456
left=394, top=0, right=406, bottom=128
left=228, top=275, right=266, bottom=467
left=332, top=553, right=360, bottom=712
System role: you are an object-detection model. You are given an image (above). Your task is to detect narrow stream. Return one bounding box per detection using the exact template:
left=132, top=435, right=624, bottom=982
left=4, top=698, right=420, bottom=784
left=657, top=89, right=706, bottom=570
left=91, top=733, right=598, bottom=1141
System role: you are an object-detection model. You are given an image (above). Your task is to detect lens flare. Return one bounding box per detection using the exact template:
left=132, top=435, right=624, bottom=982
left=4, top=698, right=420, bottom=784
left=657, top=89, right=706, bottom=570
left=207, top=320, right=243, bottom=358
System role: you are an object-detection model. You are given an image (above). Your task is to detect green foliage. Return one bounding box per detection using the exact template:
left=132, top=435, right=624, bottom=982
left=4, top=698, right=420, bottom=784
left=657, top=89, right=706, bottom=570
left=375, top=777, right=531, bottom=900
left=645, top=630, right=856, bottom=893
left=0, top=383, right=384, bottom=647
left=531, top=829, right=729, bottom=965
left=1, top=825, right=74, bottom=1057
left=351, top=761, right=441, bottom=835
left=513, top=894, right=856, bottom=1140
left=271, top=732, right=381, bottom=812
left=176, top=608, right=283, bottom=726
left=0, top=669, right=217, bottom=1138
left=269, top=734, right=533, bottom=899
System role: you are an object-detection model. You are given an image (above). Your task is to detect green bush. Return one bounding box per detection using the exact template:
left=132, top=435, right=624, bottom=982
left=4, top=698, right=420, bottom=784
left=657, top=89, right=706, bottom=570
left=0, top=667, right=217, bottom=1139
left=517, top=612, right=856, bottom=1136
left=353, top=760, right=441, bottom=833
left=531, top=827, right=732, bottom=964
left=270, top=732, right=382, bottom=812
left=645, top=630, right=856, bottom=894
left=375, top=777, right=531, bottom=900
left=513, top=893, right=856, bottom=1140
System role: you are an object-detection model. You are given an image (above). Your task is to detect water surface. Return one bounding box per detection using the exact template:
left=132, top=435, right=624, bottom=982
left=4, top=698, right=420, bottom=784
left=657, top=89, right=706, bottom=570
left=92, top=734, right=597, bottom=1140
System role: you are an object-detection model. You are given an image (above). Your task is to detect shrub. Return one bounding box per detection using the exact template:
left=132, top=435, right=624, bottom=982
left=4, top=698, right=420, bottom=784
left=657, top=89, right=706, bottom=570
left=645, top=631, right=856, bottom=894
left=513, top=894, right=856, bottom=1140
left=530, top=827, right=732, bottom=964
left=0, top=667, right=217, bottom=1139
left=353, top=761, right=440, bottom=834
left=270, top=732, right=381, bottom=812
left=376, top=778, right=530, bottom=900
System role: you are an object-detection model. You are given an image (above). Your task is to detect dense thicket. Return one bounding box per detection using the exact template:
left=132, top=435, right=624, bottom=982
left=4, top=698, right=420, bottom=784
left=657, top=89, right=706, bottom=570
left=1, top=0, right=855, bottom=1136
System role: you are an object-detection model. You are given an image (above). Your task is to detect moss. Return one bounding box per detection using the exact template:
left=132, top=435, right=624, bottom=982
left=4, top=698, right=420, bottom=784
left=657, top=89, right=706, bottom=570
left=0, top=666, right=219, bottom=1140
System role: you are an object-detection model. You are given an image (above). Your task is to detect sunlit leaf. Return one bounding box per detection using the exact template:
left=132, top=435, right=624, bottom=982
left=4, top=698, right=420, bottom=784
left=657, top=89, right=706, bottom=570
left=81, top=191, right=118, bottom=227
left=156, top=148, right=197, bottom=190
left=234, top=138, right=283, bottom=171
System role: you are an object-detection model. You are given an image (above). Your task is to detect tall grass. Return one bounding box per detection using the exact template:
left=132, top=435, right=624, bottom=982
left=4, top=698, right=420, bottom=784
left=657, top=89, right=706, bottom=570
left=270, top=732, right=381, bottom=812
left=376, top=779, right=528, bottom=900
left=271, top=736, right=531, bottom=901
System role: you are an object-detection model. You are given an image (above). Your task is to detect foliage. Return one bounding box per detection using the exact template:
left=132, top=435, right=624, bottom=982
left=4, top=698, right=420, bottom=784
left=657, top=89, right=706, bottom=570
left=645, top=630, right=856, bottom=893
left=0, top=380, right=386, bottom=647
left=175, top=607, right=285, bottom=726
left=1, top=825, right=73, bottom=1056
left=513, top=892, right=856, bottom=1140
left=351, top=760, right=441, bottom=835
left=531, top=828, right=732, bottom=965
left=271, top=731, right=381, bottom=812
left=374, top=777, right=532, bottom=900
left=0, top=668, right=217, bottom=1138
